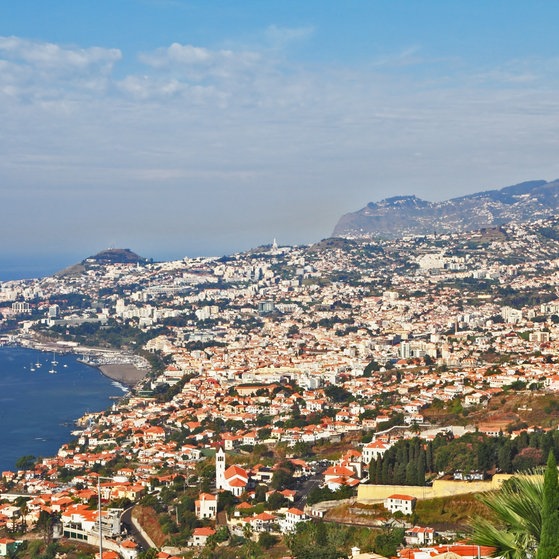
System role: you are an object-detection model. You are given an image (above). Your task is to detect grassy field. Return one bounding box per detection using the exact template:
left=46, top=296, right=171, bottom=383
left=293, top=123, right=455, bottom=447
left=327, top=492, right=493, bottom=533
left=414, top=492, right=492, bottom=531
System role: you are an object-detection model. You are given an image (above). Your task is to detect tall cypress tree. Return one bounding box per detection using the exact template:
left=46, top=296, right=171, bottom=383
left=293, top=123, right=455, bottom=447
left=417, top=448, right=426, bottom=486
left=369, top=459, right=377, bottom=484
left=426, top=441, right=434, bottom=473
left=537, top=451, right=559, bottom=559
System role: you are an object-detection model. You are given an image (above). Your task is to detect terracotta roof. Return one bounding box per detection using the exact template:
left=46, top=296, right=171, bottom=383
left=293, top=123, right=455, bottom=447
left=193, top=527, right=216, bottom=536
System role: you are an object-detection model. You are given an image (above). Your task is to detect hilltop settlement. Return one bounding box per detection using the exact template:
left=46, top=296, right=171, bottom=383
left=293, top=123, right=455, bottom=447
left=4, top=216, right=559, bottom=558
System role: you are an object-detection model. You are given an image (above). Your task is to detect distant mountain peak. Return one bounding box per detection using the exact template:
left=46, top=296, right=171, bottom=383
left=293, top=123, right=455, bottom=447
left=55, top=248, right=148, bottom=277
left=85, top=248, right=146, bottom=265
left=333, top=179, right=559, bottom=239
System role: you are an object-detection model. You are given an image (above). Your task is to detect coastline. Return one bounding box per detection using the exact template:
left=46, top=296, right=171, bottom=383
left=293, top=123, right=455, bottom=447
left=97, top=363, right=148, bottom=387
left=17, top=332, right=150, bottom=388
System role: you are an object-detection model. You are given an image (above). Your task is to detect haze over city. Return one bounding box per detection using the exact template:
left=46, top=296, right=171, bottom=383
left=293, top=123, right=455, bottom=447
left=2, top=0, right=559, bottom=268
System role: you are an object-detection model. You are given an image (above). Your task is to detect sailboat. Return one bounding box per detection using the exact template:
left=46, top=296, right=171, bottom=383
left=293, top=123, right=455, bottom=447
left=51, top=351, right=58, bottom=366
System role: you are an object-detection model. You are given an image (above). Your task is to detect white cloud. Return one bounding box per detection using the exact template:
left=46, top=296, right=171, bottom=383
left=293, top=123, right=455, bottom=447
left=140, top=43, right=213, bottom=67
left=2, top=33, right=559, bottom=256
left=0, top=36, right=121, bottom=101
left=138, top=42, right=260, bottom=78
left=115, top=74, right=226, bottom=104
left=0, top=36, right=121, bottom=72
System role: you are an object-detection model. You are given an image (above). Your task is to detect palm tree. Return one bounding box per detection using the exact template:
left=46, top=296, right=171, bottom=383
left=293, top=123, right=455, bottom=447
left=471, top=472, right=543, bottom=559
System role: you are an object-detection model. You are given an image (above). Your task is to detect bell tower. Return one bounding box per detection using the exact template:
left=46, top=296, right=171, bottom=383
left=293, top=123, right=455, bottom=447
left=216, top=446, right=226, bottom=489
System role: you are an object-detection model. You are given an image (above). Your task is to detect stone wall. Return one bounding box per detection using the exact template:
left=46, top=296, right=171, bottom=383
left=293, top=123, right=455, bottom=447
left=356, top=473, right=514, bottom=502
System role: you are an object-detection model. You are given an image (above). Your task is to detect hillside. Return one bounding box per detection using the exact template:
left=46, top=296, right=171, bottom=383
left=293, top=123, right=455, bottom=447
left=54, top=248, right=148, bottom=277
left=333, top=179, right=559, bottom=238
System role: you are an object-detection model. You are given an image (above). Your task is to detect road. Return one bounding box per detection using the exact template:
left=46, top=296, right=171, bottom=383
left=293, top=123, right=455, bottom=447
left=293, top=474, right=323, bottom=509
left=121, top=506, right=152, bottom=551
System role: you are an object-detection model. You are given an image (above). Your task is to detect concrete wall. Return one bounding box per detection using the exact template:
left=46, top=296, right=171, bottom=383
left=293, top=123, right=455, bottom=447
left=130, top=510, right=158, bottom=549
left=357, top=474, right=514, bottom=502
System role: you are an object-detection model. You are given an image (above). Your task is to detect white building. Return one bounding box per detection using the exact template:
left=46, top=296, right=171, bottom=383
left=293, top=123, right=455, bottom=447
left=362, top=440, right=393, bottom=464
left=195, top=493, right=217, bottom=520
left=216, top=447, right=249, bottom=497
left=384, top=494, right=416, bottom=515
left=404, top=526, right=435, bottom=546
left=279, top=507, right=309, bottom=533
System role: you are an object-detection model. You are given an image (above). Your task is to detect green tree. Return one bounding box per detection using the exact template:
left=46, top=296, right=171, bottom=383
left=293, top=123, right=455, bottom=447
left=537, top=452, right=559, bottom=559
left=498, top=440, right=513, bottom=473
left=35, top=510, right=60, bottom=546
left=218, top=490, right=238, bottom=512
left=374, top=527, right=404, bottom=557
left=271, top=460, right=295, bottom=489
left=138, top=548, right=158, bottom=559
left=15, top=455, right=36, bottom=470
left=254, top=484, right=267, bottom=503
left=258, top=532, right=279, bottom=549
left=267, top=492, right=287, bottom=510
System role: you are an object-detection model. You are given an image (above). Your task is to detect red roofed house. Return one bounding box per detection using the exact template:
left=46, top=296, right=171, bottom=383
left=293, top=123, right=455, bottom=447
left=189, top=527, right=216, bottom=547
left=323, top=464, right=355, bottom=483
left=96, top=551, right=120, bottom=559
left=362, top=439, right=393, bottom=464
left=144, top=426, right=166, bottom=442
left=243, top=512, right=276, bottom=533
left=119, top=540, right=139, bottom=559
left=280, top=507, right=308, bottom=533
left=384, top=494, right=416, bottom=515
left=429, top=544, right=496, bottom=558
left=404, top=525, right=435, bottom=545
left=322, top=464, right=360, bottom=490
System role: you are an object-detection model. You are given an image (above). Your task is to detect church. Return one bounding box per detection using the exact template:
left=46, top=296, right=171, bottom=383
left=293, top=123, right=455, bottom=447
left=215, top=447, right=249, bottom=497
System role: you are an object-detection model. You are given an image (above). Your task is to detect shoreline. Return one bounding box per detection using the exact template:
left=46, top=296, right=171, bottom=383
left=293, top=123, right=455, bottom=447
left=15, top=333, right=151, bottom=388
left=96, top=363, right=148, bottom=387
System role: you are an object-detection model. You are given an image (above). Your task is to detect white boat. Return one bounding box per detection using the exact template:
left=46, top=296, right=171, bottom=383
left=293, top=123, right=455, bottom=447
left=51, top=351, right=58, bottom=365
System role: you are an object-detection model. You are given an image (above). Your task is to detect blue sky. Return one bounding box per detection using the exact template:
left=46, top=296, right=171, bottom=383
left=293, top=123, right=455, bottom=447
left=2, top=1, right=559, bottom=267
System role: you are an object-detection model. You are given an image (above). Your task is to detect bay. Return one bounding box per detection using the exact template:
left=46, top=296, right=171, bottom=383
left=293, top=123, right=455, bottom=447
left=0, top=346, right=125, bottom=472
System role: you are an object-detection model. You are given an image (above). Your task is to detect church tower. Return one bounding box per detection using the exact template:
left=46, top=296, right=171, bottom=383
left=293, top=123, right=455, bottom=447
left=216, top=447, right=226, bottom=490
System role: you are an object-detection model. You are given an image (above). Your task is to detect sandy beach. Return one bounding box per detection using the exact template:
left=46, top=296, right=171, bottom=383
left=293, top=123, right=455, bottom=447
left=98, top=363, right=148, bottom=386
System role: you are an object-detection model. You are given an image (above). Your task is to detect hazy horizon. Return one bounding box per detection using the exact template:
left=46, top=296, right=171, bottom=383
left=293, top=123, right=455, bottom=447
left=2, top=1, right=559, bottom=261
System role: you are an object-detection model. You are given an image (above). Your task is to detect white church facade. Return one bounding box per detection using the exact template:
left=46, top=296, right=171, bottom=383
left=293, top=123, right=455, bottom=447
left=215, top=447, right=249, bottom=497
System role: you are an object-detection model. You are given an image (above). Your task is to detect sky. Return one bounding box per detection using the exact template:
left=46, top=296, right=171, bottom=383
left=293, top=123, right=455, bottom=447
left=2, top=0, right=559, bottom=271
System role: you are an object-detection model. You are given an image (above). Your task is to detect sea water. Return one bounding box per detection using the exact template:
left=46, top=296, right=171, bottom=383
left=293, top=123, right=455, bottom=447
left=0, top=346, right=124, bottom=472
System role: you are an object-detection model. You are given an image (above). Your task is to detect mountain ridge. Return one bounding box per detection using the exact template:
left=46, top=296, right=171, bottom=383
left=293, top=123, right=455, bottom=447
left=333, top=179, right=559, bottom=238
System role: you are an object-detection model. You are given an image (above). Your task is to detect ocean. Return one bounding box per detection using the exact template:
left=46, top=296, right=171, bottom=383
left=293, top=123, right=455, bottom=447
left=0, top=256, right=76, bottom=282
left=0, top=346, right=125, bottom=472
